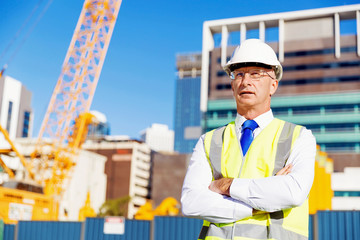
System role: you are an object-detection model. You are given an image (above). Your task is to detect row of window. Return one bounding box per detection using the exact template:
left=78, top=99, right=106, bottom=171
left=285, top=46, right=357, bottom=58
left=321, top=142, right=360, bottom=152
left=272, top=104, right=359, bottom=115
left=214, top=46, right=359, bottom=87
left=216, top=46, right=357, bottom=64
left=215, top=75, right=360, bottom=89
left=205, top=123, right=358, bottom=134
left=207, top=104, right=359, bottom=118
left=283, top=61, right=360, bottom=72
left=334, top=191, right=360, bottom=197
left=279, top=75, right=360, bottom=86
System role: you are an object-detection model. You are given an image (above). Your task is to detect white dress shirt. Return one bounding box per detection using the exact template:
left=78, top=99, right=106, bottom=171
left=181, top=110, right=316, bottom=223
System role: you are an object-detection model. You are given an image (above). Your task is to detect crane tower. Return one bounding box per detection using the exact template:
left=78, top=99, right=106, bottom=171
left=31, top=0, right=122, bottom=195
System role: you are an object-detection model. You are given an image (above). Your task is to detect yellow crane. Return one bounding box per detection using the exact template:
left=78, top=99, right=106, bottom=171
left=0, top=0, right=122, bottom=223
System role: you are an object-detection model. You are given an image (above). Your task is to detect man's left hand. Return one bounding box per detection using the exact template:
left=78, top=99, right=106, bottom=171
left=209, top=178, right=233, bottom=196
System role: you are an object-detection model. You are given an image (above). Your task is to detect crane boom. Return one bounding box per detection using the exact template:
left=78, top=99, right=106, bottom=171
left=39, top=0, right=121, bottom=145
left=31, top=0, right=122, bottom=193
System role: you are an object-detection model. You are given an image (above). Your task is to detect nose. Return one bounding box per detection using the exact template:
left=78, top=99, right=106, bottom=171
left=241, top=73, right=252, bottom=85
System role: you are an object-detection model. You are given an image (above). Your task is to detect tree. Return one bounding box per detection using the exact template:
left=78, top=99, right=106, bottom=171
left=98, top=195, right=131, bottom=217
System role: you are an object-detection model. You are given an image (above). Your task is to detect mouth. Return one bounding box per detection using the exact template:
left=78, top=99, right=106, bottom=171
left=239, top=91, right=255, bottom=96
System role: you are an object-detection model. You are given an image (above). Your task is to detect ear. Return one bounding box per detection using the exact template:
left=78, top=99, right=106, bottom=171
left=269, top=79, right=278, bottom=96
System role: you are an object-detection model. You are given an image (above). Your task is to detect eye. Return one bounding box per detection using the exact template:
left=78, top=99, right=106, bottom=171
left=235, top=72, right=245, bottom=78
left=249, top=70, right=261, bottom=78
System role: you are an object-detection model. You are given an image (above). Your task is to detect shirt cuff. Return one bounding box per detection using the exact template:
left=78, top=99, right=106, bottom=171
left=230, top=178, right=251, bottom=203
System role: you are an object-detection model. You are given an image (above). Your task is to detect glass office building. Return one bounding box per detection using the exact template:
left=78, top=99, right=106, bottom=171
left=201, top=5, right=360, bottom=171
left=174, top=53, right=202, bottom=153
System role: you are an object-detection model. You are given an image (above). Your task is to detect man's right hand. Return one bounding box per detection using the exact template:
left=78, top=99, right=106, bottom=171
left=275, top=164, right=292, bottom=176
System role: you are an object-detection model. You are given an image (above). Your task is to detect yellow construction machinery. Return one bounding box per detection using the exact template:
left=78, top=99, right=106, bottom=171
left=0, top=0, right=122, bottom=223
left=134, top=197, right=180, bottom=221
left=0, top=125, right=57, bottom=224
left=309, top=145, right=334, bottom=214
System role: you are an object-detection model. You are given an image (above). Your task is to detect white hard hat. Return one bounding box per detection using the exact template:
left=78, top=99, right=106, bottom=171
left=223, top=39, right=283, bottom=80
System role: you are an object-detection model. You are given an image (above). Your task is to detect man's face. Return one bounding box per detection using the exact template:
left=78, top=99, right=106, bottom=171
left=230, top=66, right=278, bottom=115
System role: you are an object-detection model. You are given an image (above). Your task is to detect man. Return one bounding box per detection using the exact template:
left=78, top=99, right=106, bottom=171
left=181, top=39, right=316, bottom=240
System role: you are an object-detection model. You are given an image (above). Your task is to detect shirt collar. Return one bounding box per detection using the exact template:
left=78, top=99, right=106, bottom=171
left=235, top=109, right=274, bottom=131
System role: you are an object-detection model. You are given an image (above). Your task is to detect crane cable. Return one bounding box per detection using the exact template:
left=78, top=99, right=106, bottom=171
left=0, top=0, right=53, bottom=76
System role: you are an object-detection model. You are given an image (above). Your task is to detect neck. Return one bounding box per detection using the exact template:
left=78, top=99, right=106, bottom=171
left=237, top=107, right=270, bottom=120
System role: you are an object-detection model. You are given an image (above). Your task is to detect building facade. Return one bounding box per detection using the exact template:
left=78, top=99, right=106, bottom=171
left=0, top=75, right=33, bottom=140
left=174, top=53, right=202, bottom=153
left=140, top=123, right=174, bottom=152
left=83, top=137, right=151, bottom=218
left=151, top=152, right=189, bottom=207
left=201, top=4, right=360, bottom=172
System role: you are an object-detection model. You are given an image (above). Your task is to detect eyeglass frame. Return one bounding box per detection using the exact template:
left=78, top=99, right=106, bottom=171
left=230, top=68, right=275, bottom=81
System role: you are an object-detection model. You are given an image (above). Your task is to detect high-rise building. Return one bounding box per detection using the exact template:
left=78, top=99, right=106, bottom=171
left=200, top=4, right=360, bottom=172
left=140, top=123, right=174, bottom=152
left=174, top=53, right=202, bottom=153
left=0, top=75, right=33, bottom=140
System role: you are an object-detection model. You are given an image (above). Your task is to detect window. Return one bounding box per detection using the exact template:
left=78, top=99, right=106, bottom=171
left=216, top=83, right=231, bottom=90
left=216, top=71, right=227, bottom=77
left=6, top=101, right=13, bottom=132
left=22, top=111, right=31, bottom=137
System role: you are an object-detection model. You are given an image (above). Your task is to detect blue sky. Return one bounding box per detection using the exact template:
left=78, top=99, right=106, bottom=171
left=0, top=0, right=359, bottom=139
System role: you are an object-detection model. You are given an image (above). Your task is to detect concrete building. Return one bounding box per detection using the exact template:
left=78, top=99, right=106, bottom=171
left=83, top=136, right=151, bottom=218
left=0, top=75, right=33, bottom=141
left=200, top=4, right=360, bottom=171
left=140, top=123, right=174, bottom=152
left=174, top=53, right=202, bottom=153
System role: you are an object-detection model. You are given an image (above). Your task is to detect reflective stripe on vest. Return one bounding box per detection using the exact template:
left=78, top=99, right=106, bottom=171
left=209, top=125, right=226, bottom=180
left=200, top=119, right=308, bottom=240
left=199, top=223, right=308, bottom=240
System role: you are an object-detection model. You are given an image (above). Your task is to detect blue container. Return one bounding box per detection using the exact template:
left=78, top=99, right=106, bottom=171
left=84, top=217, right=150, bottom=240
left=154, top=217, right=203, bottom=240
left=317, top=211, right=360, bottom=240
left=309, top=214, right=314, bottom=240
left=17, top=221, right=82, bottom=240
left=3, top=224, right=15, bottom=240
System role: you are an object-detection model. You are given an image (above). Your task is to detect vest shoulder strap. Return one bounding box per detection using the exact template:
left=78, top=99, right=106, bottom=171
left=272, top=120, right=304, bottom=175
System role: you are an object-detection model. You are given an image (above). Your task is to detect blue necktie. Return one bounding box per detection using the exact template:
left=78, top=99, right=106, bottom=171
left=240, top=120, right=258, bottom=156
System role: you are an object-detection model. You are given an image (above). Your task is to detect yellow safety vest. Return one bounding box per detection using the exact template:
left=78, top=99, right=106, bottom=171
left=200, top=118, right=308, bottom=240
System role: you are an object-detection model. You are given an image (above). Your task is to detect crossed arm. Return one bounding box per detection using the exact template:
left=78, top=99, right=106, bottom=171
left=181, top=129, right=316, bottom=223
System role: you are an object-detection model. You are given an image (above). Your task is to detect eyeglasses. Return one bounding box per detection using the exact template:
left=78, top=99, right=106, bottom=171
left=230, top=69, right=274, bottom=81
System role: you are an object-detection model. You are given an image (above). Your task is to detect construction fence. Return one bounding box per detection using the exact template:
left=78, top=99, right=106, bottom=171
left=1, top=211, right=360, bottom=240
